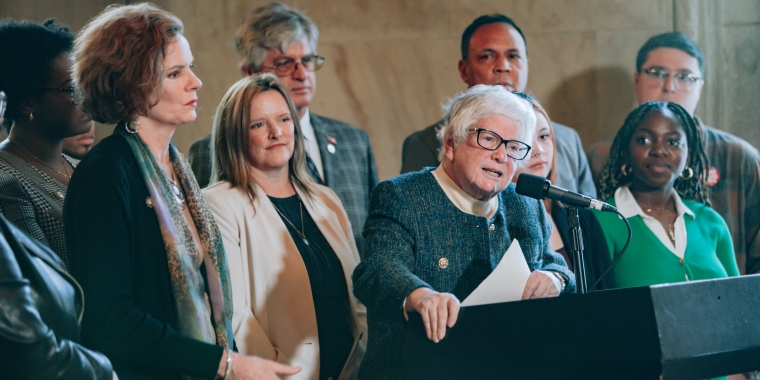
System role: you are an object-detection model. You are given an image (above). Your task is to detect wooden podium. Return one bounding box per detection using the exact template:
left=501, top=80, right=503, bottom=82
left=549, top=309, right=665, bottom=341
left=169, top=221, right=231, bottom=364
left=401, top=275, right=760, bottom=379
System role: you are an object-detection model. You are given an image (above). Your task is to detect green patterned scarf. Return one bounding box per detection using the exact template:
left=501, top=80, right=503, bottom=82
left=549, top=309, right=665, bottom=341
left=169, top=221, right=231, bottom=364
left=121, top=129, right=233, bottom=350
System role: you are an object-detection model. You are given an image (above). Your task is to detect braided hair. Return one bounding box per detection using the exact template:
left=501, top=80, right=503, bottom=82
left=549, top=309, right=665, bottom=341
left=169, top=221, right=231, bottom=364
left=597, top=101, right=710, bottom=205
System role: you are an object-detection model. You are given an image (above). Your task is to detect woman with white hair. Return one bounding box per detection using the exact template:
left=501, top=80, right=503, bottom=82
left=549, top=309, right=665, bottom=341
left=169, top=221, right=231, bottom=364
left=351, top=84, right=575, bottom=379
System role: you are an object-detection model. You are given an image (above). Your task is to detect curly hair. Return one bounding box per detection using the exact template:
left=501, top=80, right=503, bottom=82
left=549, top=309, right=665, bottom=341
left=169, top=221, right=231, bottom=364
left=597, top=101, right=710, bottom=205
left=210, top=73, right=315, bottom=207
left=0, top=18, right=74, bottom=129
left=73, top=3, right=183, bottom=124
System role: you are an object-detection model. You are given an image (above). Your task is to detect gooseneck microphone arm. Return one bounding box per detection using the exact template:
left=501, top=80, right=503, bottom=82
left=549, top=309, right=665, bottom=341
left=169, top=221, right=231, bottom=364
left=515, top=173, right=631, bottom=293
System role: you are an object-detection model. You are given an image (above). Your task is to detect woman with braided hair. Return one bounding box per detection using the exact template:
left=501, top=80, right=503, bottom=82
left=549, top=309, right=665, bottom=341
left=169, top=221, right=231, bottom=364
left=594, top=101, right=738, bottom=288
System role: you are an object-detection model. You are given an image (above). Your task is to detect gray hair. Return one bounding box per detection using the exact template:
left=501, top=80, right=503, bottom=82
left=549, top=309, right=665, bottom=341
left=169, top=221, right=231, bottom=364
left=437, top=85, right=536, bottom=166
left=235, top=2, right=319, bottom=72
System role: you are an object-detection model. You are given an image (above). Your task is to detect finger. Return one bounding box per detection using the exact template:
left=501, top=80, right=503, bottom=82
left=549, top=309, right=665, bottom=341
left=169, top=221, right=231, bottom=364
left=447, top=298, right=460, bottom=328
left=429, top=305, right=439, bottom=342
left=421, top=307, right=433, bottom=341
left=436, top=300, right=448, bottom=341
left=272, top=362, right=301, bottom=375
left=522, top=275, right=538, bottom=300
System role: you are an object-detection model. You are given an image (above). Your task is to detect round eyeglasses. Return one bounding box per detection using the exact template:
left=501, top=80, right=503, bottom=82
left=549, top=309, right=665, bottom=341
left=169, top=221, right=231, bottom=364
left=41, top=85, right=84, bottom=105
left=262, top=55, right=326, bottom=77
left=640, top=67, right=702, bottom=93
left=467, top=128, right=532, bottom=160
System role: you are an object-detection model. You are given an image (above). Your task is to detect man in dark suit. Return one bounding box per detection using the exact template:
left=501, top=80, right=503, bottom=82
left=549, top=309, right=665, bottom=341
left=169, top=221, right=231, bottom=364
left=188, top=3, right=378, bottom=254
left=400, top=14, right=597, bottom=198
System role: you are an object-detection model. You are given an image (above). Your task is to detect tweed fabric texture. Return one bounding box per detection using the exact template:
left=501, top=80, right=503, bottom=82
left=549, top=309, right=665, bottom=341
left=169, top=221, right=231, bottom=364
left=0, top=151, right=73, bottom=266
left=352, top=169, right=574, bottom=379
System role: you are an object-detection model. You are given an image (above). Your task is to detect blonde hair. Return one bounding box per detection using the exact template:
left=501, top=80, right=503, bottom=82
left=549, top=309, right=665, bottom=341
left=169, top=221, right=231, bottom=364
left=210, top=73, right=315, bottom=207
left=527, top=98, right=558, bottom=212
left=73, top=3, right=183, bottom=124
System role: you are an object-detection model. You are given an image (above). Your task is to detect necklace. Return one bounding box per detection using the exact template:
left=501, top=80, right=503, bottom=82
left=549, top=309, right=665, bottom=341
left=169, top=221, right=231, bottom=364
left=667, top=223, right=676, bottom=245
left=271, top=196, right=309, bottom=246
left=9, top=138, right=71, bottom=179
left=158, top=162, right=186, bottom=210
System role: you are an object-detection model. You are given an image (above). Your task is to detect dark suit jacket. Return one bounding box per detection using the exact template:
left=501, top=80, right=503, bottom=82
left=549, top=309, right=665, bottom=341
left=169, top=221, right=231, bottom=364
left=0, top=213, right=112, bottom=379
left=188, top=112, right=378, bottom=256
left=400, top=120, right=598, bottom=197
left=64, top=132, right=223, bottom=380
left=352, top=169, right=575, bottom=379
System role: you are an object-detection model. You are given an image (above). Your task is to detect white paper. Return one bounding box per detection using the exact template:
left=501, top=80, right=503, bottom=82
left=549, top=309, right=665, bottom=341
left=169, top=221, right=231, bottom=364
left=460, top=239, right=531, bottom=307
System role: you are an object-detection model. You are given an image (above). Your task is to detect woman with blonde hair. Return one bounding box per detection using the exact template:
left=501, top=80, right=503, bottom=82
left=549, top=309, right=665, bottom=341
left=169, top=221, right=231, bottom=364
left=511, top=93, right=615, bottom=290
left=204, top=73, right=366, bottom=380
left=64, top=3, right=299, bottom=379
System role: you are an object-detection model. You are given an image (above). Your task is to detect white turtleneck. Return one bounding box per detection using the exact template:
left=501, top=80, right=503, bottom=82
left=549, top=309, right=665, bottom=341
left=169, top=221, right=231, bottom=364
left=431, top=165, right=499, bottom=219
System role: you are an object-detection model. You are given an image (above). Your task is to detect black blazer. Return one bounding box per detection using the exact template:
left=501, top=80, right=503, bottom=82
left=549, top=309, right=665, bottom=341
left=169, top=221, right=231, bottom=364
left=0, top=213, right=112, bottom=379
left=551, top=203, right=616, bottom=291
left=64, top=131, right=223, bottom=380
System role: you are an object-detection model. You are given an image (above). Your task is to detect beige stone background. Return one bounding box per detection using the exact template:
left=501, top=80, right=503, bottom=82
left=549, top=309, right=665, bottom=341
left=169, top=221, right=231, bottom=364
left=2, top=0, right=759, bottom=181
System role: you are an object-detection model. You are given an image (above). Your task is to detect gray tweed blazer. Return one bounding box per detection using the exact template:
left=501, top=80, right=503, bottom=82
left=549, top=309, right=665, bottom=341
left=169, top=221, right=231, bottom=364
left=352, top=168, right=575, bottom=379
left=0, top=151, right=71, bottom=266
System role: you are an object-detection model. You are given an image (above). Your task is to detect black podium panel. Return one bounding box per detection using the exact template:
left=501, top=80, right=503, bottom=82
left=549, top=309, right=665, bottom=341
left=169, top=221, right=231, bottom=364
left=401, top=275, right=760, bottom=379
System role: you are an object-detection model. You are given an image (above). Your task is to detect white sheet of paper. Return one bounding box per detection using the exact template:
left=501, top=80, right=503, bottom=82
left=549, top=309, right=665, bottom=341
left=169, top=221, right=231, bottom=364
left=461, top=239, right=531, bottom=307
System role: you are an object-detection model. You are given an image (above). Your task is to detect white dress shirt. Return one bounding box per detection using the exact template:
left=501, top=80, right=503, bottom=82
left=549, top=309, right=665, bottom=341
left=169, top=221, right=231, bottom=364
left=299, top=109, right=324, bottom=180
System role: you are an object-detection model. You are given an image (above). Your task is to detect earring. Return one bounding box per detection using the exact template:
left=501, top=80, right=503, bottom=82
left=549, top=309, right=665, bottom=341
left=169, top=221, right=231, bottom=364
left=29, top=113, right=34, bottom=122
left=620, top=164, right=631, bottom=176
left=680, top=167, right=694, bottom=180
left=125, top=120, right=141, bottom=134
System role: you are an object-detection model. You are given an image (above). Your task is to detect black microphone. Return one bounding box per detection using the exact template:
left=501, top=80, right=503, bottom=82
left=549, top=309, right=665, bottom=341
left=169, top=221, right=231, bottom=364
left=515, top=173, right=617, bottom=212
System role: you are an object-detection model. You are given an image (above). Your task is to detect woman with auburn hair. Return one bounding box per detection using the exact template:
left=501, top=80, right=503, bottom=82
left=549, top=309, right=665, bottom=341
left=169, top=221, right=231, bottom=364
left=64, top=4, right=299, bottom=380
left=203, top=73, right=366, bottom=380
left=511, top=93, right=615, bottom=290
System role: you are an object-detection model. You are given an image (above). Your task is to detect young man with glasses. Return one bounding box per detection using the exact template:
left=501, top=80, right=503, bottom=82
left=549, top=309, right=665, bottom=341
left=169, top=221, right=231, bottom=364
left=188, top=2, right=378, bottom=256
left=588, top=32, right=760, bottom=277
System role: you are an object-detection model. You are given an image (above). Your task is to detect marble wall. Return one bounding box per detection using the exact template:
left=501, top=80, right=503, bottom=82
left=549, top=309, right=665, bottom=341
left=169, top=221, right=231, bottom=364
left=2, top=0, right=758, bottom=180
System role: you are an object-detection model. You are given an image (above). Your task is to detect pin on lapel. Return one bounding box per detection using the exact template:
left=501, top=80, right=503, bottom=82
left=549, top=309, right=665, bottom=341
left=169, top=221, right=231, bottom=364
left=326, top=135, right=337, bottom=154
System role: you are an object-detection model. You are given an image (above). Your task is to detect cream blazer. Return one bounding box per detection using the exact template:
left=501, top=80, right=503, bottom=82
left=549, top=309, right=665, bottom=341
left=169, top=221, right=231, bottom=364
left=203, top=181, right=367, bottom=380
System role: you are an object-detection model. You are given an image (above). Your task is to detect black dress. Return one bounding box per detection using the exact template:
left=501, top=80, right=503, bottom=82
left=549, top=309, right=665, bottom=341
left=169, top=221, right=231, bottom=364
left=269, top=194, right=354, bottom=379
left=551, top=202, right=616, bottom=290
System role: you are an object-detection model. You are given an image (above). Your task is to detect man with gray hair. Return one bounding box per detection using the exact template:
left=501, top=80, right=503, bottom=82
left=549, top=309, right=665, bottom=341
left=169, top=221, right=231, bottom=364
left=353, top=85, right=573, bottom=379
left=188, top=2, right=378, bottom=255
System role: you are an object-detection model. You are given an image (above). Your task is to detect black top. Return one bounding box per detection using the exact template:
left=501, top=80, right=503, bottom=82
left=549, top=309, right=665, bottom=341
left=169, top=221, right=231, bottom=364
left=63, top=131, right=223, bottom=380
left=269, top=195, right=354, bottom=379
left=551, top=203, right=616, bottom=291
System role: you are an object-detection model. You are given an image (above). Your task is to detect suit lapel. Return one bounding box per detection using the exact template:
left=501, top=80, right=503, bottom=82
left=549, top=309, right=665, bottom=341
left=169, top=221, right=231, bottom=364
left=310, top=114, right=332, bottom=186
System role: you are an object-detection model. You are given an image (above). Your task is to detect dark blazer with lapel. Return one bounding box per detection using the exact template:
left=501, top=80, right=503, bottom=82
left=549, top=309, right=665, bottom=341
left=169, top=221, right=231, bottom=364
left=352, top=169, right=575, bottom=379
left=0, top=213, right=113, bottom=379
left=64, top=132, right=223, bottom=380
left=310, top=113, right=378, bottom=257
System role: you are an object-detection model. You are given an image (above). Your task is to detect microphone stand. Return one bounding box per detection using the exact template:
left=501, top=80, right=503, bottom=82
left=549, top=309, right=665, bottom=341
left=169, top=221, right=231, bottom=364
left=567, top=207, right=587, bottom=294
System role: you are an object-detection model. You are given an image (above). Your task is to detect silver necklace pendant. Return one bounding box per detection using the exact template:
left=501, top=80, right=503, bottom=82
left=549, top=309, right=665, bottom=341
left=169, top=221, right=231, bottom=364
left=303, top=237, right=309, bottom=246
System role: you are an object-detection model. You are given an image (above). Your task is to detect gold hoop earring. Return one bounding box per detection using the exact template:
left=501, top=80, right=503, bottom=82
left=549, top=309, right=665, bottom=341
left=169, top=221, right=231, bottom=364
left=125, top=120, right=140, bottom=134
left=620, top=164, right=631, bottom=176
left=29, top=113, right=34, bottom=122
left=680, top=167, right=694, bottom=180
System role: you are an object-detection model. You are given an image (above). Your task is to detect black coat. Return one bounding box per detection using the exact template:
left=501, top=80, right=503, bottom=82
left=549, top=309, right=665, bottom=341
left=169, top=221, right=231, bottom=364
left=551, top=203, right=616, bottom=291
left=64, top=132, right=223, bottom=380
left=0, top=213, right=112, bottom=379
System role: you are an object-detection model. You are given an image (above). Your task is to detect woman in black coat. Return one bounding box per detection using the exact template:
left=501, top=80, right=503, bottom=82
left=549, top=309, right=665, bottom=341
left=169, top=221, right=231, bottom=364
left=512, top=93, right=615, bottom=290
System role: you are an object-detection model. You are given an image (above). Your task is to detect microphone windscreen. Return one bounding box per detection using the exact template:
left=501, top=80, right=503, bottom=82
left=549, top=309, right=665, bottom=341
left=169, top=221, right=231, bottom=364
left=515, top=173, right=549, bottom=200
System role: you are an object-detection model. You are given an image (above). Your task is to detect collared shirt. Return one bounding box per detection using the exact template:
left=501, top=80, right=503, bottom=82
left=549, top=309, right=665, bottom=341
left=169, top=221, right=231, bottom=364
left=299, top=108, right=324, bottom=180
left=431, top=165, right=498, bottom=219
left=614, top=186, right=695, bottom=259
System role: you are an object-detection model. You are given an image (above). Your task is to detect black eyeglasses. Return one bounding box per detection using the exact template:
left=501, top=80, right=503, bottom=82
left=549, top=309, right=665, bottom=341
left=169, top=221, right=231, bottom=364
left=262, top=55, right=325, bottom=77
left=41, top=86, right=84, bottom=105
left=640, top=67, right=702, bottom=92
left=467, top=128, right=532, bottom=160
